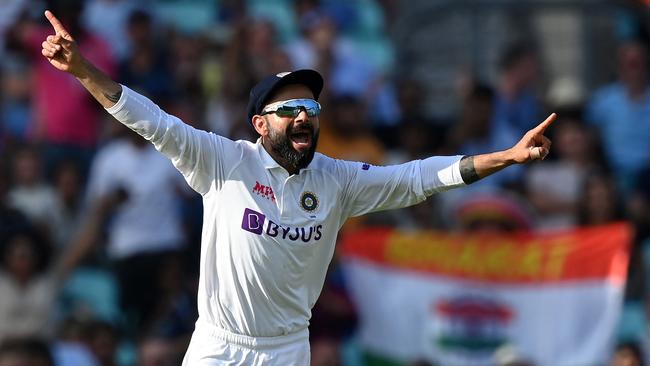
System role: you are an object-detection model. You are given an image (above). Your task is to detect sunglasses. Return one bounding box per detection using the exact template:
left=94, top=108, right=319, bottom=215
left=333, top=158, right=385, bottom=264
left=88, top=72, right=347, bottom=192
left=261, top=99, right=321, bottom=118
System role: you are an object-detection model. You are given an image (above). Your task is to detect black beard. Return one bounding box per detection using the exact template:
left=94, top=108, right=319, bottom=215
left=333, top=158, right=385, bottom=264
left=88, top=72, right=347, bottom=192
left=267, top=123, right=319, bottom=172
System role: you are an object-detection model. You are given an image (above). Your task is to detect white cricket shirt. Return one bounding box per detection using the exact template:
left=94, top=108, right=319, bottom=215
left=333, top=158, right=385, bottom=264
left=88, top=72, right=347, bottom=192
left=107, top=86, right=466, bottom=337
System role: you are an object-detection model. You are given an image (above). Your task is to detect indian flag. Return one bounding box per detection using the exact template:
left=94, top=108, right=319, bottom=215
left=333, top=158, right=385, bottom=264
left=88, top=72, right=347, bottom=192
left=341, top=223, right=630, bottom=366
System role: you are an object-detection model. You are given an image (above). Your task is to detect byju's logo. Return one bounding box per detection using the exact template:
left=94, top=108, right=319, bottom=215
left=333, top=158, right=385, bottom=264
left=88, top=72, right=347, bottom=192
left=240, top=208, right=323, bottom=242
left=241, top=208, right=266, bottom=234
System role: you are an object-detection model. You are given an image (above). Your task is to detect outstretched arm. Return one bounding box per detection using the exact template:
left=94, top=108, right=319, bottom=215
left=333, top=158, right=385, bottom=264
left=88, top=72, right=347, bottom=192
left=41, top=10, right=241, bottom=195
left=459, top=113, right=557, bottom=184
left=41, top=10, right=121, bottom=107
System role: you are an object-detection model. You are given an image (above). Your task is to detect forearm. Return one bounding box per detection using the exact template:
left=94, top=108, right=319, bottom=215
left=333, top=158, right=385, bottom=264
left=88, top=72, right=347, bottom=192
left=74, top=58, right=122, bottom=108
left=460, top=150, right=517, bottom=184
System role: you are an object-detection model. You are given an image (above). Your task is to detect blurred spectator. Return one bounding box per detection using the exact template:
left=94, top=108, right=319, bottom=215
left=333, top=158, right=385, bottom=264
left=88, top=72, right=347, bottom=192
left=84, top=128, right=188, bottom=337
left=309, top=263, right=356, bottom=360
left=442, top=84, right=498, bottom=155
left=492, top=42, right=544, bottom=139
left=0, top=186, right=120, bottom=342
left=243, top=18, right=282, bottom=80
left=7, top=146, right=58, bottom=237
left=441, top=84, right=520, bottom=191
left=144, top=251, right=196, bottom=352
left=169, top=28, right=207, bottom=101
left=0, top=54, right=32, bottom=149
left=206, top=18, right=291, bottom=139
left=82, top=0, right=139, bottom=61
left=204, top=20, right=267, bottom=137
left=379, top=78, right=441, bottom=151
left=610, top=341, right=645, bottom=366
left=285, top=9, right=375, bottom=98
left=577, top=171, right=624, bottom=226
left=0, top=0, right=27, bottom=57
left=0, top=230, right=53, bottom=341
left=525, top=110, right=603, bottom=230
left=317, top=94, right=385, bottom=165
left=630, top=165, right=650, bottom=241
left=7, top=0, right=116, bottom=178
left=0, top=337, right=53, bottom=366
left=387, top=120, right=438, bottom=164
left=119, top=9, right=174, bottom=107
left=586, top=40, right=650, bottom=195
left=50, top=160, right=83, bottom=249
left=138, top=337, right=177, bottom=366
left=310, top=335, right=342, bottom=366
left=86, top=321, right=119, bottom=366
left=0, top=161, right=30, bottom=252
left=52, top=318, right=100, bottom=366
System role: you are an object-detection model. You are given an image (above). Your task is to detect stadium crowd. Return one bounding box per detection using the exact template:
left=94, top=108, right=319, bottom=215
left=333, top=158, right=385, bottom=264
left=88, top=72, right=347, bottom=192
left=0, top=0, right=649, bottom=365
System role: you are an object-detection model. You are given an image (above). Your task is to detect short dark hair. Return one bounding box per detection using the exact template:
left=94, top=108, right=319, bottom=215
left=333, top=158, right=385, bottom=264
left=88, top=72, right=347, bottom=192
left=499, top=42, right=535, bottom=72
left=466, top=83, right=494, bottom=102
left=0, top=338, right=53, bottom=366
left=128, top=9, right=152, bottom=27
left=1, top=229, right=53, bottom=274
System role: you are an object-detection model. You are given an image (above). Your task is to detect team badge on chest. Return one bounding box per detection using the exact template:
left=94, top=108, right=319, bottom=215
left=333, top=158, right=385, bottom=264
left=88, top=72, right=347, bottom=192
left=300, top=191, right=319, bottom=212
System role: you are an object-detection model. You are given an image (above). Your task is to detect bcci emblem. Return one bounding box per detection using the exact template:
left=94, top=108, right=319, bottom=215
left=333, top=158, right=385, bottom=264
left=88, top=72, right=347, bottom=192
left=300, top=191, right=319, bottom=212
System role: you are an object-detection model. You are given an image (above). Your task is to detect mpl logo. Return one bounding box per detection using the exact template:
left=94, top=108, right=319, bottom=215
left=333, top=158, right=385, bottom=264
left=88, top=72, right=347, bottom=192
left=252, top=181, right=276, bottom=201
left=241, top=208, right=266, bottom=234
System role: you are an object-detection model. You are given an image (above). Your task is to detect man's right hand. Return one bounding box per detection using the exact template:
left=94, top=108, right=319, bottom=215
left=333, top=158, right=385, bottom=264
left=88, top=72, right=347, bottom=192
left=41, top=10, right=122, bottom=108
left=42, top=10, right=86, bottom=77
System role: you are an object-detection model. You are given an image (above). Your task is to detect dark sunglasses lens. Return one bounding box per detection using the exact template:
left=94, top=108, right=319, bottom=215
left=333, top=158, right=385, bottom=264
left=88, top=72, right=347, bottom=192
left=270, top=100, right=321, bottom=117
left=275, top=107, right=299, bottom=117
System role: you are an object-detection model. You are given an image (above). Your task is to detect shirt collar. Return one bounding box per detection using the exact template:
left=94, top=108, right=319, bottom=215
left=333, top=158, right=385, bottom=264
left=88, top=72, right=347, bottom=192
left=256, top=138, right=317, bottom=172
left=257, top=138, right=282, bottom=170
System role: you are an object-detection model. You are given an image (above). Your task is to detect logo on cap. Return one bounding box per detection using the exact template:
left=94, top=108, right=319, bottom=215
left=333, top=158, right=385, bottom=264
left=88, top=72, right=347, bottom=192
left=276, top=72, right=291, bottom=77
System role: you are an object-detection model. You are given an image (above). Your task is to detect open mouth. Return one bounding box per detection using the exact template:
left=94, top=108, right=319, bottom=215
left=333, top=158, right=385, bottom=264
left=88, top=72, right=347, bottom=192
left=289, top=131, right=312, bottom=150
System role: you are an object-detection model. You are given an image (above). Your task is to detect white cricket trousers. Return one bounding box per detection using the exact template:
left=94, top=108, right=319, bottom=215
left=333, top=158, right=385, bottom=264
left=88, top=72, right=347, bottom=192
left=182, top=322, right=310, bottom=365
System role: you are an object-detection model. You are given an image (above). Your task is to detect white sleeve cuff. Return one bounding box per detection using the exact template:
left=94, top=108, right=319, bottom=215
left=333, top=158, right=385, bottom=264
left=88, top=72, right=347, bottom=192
left=421, top=155, right=466, bottom=195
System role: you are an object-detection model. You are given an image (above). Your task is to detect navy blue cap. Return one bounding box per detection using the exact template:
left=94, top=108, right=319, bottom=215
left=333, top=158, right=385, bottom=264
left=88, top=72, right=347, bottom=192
left=246, top=69, right=324, bottom=124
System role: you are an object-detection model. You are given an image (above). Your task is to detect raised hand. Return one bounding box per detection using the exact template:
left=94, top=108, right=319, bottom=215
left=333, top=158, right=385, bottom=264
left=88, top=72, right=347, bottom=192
left=41, top=10, right=85, bottom=76
left=509, top=113, right=557, bottom=163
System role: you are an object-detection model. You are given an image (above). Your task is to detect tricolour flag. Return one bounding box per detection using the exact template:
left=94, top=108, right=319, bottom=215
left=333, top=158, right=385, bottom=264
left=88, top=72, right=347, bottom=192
left=341, top=223, right=630, bottom=366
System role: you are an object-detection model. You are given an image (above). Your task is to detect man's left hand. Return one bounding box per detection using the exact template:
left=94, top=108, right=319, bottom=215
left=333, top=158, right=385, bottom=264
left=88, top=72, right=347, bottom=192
left=508, top=113, right=557, bottom=163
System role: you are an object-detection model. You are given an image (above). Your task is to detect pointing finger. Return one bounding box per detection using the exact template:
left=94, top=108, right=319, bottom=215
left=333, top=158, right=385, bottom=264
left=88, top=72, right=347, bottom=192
left=532, top=113, right=557, bottom=134
left=45, top=10, right=65, bottom=34
left=45, top=10, right=74, bottom=41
